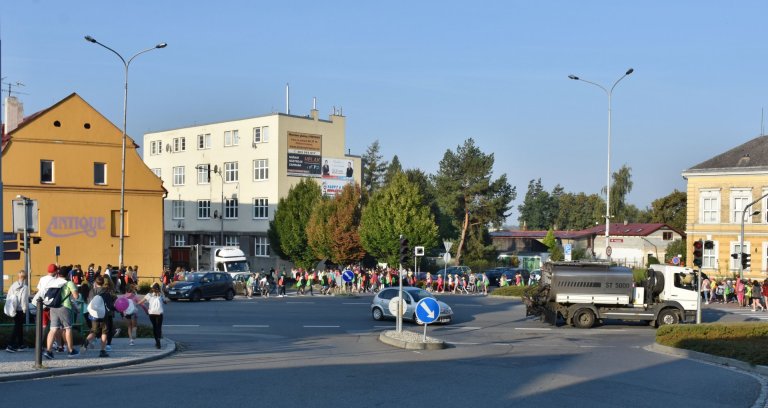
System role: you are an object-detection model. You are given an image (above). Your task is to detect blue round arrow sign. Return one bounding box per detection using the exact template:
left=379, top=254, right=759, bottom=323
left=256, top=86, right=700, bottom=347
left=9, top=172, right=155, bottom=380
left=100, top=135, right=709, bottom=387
left=342, top=269, right=355, bottom=283
left=415, top=297, right=440, bottom=324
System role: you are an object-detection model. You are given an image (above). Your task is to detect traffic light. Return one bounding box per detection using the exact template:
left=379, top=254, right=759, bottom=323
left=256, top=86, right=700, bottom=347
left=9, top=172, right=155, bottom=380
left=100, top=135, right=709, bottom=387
left=742, top=252, right=751, bottom=269
left=399, top=237, right=409, bottom=265
left=692, top=240, right=703, bottom=267
left=31, top=236, right=42, bottom=244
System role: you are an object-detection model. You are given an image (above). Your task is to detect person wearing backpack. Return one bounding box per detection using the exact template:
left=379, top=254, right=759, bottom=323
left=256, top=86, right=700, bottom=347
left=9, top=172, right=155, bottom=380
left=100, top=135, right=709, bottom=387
left=40, top=264, right=80, bottom=359
left=84, top=276, right=110, bottom=357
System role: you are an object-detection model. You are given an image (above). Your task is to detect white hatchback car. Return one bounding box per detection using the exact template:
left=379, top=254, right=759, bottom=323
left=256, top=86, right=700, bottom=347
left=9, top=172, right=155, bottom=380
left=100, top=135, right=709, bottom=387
left=371, top=287, right=453, bottom=324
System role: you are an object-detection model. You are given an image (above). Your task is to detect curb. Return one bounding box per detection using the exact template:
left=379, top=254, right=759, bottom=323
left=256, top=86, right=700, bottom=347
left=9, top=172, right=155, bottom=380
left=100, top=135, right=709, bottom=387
left=0, top=340, right=177, bottom=383
left=378, top=331, right=447, bottom=350
left=645, top=342, right=768, bottom=377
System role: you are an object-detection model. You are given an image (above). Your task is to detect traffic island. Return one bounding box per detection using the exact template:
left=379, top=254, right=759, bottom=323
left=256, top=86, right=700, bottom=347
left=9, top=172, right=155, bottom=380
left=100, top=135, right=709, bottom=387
left=378, top=330, right=447, bottom=350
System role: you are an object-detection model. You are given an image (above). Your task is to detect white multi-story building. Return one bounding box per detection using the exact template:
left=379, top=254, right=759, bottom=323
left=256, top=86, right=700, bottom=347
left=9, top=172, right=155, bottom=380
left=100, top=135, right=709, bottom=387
left=143, top=108, right=361, bottom=271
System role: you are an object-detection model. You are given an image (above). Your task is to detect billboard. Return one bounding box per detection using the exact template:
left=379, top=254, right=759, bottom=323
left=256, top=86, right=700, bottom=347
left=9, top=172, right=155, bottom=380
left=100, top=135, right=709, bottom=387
left=287, top=132, right=322, bottom=177
left=321, top=157, right=354, bottom=197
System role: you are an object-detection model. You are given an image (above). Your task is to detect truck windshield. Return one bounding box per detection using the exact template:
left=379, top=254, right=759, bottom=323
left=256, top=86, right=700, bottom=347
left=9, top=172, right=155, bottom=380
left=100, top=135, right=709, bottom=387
left=226, top=261, right=250, bottom=272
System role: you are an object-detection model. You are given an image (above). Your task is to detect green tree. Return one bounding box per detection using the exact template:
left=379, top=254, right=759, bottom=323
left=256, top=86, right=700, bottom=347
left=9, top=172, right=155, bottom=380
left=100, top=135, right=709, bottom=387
left=383, top=155, right=403, bottom=187
left=433, top=138, right=515, bottom=265
left=607, top=164, right=634, bottom=222
left=359, top=172, right=438, bottom=266
left=542, top=227, right=557, bottom=249
left=517, top=179, right=558, bottom=230
left=306, top=197, right=335, bottom=262
left=649, top=190, right=687, bottom=232
left=665, top=238, right=687, bottom=264
left=361, top=140, right=388, bottom=195
left=268, top=178, right=322, bottom=269
left=555, top=192, right=604, bottom=230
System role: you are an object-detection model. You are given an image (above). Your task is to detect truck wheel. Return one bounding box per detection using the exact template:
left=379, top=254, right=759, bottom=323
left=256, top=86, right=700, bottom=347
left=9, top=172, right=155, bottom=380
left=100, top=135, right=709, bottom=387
left=657, top=309, right=679, bottom=327
left=573, top=309, right=596, bottom=329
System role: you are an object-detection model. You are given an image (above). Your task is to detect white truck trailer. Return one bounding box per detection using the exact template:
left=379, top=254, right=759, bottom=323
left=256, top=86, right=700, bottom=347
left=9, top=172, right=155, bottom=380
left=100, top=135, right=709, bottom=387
left=523, top=261, right=698, bottom=328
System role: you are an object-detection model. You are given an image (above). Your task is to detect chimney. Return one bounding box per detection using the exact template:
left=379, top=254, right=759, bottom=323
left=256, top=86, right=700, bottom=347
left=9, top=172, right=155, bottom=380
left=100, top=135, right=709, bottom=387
left=4, top=96, right=24, bottom=133
left=311, top=97, right=318, bottom=120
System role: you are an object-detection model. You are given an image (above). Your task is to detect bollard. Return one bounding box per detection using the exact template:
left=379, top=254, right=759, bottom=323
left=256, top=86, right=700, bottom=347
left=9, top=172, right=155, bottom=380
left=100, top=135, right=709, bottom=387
left=35, top=298, right=43, bottom=369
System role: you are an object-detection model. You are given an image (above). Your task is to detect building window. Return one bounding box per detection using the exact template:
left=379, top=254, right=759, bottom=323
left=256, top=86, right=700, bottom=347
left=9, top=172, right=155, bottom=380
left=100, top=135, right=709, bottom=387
left=94, top=162, right=106, bottom=185
left=700, top=190, right=720, bottom=224
left=172, top=200, right=185, bottom=219
left=703, top=242, right=717, bottom=269
left=731, top=189, right=753, bottom=224
left=173, top=137, right=186, bottom=152
left=172, top=234, right=186, bottom=246
left=224, top=162, right=238, bottom=182
left=197, top=164, right=210, bottom=184
left=150, top=140, right=163, bottom=155
left=225, top=235, right=239, bottom=247
left=41, top=160, right=54, bottom=183
left=253, top=127, right=262, bottom=144
left=255, top=236, right=270, bottom=257
left=152, top=168, right=162, bottom=178
left=207, top=235, right=217, bottom=246
left=253, top=159, right=268, bottom=181
left=662, top=231, right=673, bottom=241
left=197, top=133, right=211, bottom=149
left=224, top=130, right=239, bottom=147
left=173, top=166, right=185, bottom=186
left=253, top=198, right=269, bottom=219
left=253, top=126, right=269, bottom=144
left=225, top=198, right=239, bottom=219
left=197, top=200, right=211, bottom=219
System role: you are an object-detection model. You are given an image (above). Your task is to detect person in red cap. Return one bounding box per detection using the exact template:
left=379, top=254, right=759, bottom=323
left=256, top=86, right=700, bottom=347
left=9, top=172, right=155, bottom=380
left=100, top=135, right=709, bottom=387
left=33, top=264, right=80, bottom=358
left=31, top=263, right=59, bottom=341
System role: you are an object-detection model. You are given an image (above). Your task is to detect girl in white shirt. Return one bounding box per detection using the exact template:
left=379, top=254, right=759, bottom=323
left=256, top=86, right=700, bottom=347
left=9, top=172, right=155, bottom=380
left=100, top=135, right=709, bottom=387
left=137, top=283, right=167, bottom=349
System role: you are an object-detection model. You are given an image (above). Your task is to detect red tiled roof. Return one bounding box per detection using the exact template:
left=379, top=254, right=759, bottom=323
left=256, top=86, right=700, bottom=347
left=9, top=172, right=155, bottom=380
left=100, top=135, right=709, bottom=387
left=491, top=223, right=684, bottom=239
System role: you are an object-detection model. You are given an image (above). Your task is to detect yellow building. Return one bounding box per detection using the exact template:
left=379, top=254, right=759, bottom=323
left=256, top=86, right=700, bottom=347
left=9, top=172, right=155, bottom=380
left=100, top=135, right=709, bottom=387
left=2, top=93, right=165, bottom=291
left=683, top=135, right=768, bottom=280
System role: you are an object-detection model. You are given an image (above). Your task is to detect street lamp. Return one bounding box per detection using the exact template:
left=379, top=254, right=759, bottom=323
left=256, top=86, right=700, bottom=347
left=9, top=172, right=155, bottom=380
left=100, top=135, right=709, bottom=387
left=739, top=191, right=768, bottom=279
left=85, top=35, right=167, bottom=269
left=568, top=68, right=634, bottom=260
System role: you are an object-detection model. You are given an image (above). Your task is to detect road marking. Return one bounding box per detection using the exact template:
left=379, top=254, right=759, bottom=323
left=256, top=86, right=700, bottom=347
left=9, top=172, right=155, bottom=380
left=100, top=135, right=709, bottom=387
left=578, top=345, right=616, bottom=348
left=232, top=325, right=270, bottom=328
left=374, top=325, right=395, bottom=328
left=165, top=325, right=200, bottom=327
left=492, top=343, right=512, bottom=346
left=303, top=325, right=340, bottom=328
left=450, top=342, right=481, bottom=345
left=515, top=327, right=552, bottom=331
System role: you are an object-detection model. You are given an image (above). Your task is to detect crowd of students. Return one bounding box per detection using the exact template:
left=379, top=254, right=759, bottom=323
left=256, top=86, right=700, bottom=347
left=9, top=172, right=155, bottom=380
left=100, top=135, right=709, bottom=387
left=702, top=277, right=768, bottom=311
left=4, top=262, right=166, bottom=357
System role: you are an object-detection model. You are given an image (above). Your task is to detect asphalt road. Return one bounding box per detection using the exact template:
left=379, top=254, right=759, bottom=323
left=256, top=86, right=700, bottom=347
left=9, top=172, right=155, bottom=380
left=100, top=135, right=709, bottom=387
left=1, top=293, right=764, bottom=408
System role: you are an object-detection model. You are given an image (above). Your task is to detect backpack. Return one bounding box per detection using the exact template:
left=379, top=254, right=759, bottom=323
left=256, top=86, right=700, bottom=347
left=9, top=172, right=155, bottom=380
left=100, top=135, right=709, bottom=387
left=101, top=292, right=116, bottom=316
left=42, top=285, right=71, bottom=308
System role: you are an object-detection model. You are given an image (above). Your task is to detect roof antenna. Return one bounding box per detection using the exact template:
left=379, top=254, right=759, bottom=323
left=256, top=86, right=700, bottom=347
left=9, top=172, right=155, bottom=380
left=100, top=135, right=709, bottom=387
left=285, top=83, right=290, bottom=114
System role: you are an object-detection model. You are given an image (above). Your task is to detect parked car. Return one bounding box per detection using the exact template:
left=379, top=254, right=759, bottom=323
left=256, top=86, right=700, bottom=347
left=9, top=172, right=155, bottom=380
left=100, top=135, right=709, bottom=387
left=167, top=271, right=235, bottom=301
left=482, top=267, right=511, bottom=286
left=417, top=265, right=472, bottom=281
left=371, top=287, right=453, bottom=324
left=500, top=268, right=531, bottom=285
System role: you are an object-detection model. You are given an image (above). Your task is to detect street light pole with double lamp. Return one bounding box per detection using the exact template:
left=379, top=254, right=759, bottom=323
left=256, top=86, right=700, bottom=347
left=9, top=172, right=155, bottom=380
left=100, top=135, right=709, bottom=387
left=568, top=68, right=634, bottom=260
left=84, top=36, right=166, bottom=269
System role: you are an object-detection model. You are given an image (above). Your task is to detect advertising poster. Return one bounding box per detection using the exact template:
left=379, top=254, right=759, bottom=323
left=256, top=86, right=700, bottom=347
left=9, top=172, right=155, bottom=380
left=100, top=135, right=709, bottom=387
left=287, top=132, right=322, bottom=177
left=321, top=158, right=355, bottom=180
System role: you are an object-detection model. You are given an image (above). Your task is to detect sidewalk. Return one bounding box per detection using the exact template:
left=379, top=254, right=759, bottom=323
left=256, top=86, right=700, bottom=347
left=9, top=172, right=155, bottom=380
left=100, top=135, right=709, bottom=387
left=0, top=337, right=175, bottom=382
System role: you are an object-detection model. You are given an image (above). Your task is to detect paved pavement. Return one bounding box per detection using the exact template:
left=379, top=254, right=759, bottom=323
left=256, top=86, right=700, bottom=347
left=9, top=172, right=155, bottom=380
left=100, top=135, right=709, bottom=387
left=0, top=336, right=175, bottom=382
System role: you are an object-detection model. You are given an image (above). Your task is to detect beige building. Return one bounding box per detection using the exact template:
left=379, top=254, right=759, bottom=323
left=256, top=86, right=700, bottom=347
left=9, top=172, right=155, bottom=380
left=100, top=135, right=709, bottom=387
left=143, top=107, right=361, bottom=271
left=683, top=135, right=768, bottom=279
left=2, top=93, right=165, bottom=290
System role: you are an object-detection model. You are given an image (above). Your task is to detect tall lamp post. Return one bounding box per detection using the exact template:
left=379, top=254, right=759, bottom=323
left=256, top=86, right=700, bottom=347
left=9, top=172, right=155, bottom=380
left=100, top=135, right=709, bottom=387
left=85, top=36, right=167, bottom=269
left=197, top=164, right=225, bottom=245
left=739, top=192, right=768, bottom=279
left=568, top=68, right=634, bottom=259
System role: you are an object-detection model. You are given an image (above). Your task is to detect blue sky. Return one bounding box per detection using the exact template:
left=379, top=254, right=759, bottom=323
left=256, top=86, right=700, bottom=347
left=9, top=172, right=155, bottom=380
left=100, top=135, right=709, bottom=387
left=4, top=2, right=768, bottom=223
